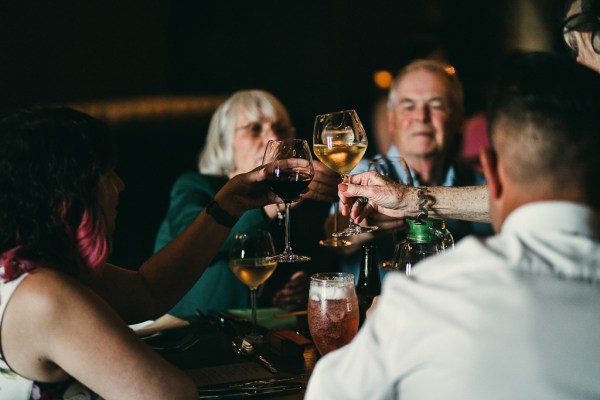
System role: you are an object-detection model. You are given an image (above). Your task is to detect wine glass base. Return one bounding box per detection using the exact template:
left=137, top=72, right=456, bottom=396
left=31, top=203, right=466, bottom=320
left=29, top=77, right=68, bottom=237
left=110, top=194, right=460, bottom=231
left=272, top=253, right=311, bottom=263
left=331, top=225, right=378, bottom=238
left=319, top=237, right=352, bottom=247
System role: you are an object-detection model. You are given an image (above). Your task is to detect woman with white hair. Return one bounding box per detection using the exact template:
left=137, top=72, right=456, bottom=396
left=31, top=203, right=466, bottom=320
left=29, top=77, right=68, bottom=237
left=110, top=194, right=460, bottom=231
left=154, top=90, right=339, bottom=316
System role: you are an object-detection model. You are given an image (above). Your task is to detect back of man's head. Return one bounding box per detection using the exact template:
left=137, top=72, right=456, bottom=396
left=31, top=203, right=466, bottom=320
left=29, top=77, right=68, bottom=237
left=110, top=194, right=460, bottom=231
left=487, top=52, right=600, bottom=208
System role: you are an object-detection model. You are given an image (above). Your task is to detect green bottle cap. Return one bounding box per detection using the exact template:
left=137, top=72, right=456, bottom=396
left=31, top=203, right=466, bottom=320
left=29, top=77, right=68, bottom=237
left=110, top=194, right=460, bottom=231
left=406, top=218, right=437, bottom=243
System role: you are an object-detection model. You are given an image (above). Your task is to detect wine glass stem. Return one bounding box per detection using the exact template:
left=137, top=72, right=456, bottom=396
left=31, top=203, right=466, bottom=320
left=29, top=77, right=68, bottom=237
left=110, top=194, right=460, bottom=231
left=333, top=201, right=339, bottom=233
left=342, top=175, right=358, bottom=230
left=282, top=202, right=293, bottom=255
left=250, top=287, right=258, bottom=336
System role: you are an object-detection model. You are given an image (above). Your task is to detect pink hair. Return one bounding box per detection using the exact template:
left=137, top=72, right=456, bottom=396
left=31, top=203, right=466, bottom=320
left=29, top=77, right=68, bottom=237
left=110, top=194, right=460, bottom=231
left=76, top=209, right=110, bottom=269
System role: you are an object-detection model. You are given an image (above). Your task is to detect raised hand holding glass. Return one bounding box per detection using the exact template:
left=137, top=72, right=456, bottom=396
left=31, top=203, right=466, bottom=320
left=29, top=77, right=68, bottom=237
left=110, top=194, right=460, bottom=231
left=262, top=139, right=314, bottom=262
left=313, top=110, right=376, bottom=237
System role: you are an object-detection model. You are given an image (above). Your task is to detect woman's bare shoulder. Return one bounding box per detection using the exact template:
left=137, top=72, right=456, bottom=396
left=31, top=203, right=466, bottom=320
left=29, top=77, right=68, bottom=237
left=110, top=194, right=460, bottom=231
left=2, top=268, right=112, bottom=380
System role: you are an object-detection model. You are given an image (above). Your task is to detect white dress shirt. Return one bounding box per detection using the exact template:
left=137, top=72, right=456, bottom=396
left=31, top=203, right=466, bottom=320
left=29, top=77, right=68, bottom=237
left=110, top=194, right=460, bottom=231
left=306, top=201, right=600, bottom=400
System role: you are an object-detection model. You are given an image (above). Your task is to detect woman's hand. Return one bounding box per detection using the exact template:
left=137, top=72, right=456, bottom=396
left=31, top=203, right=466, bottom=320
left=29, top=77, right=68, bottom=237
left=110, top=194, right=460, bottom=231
left=304, top=160, right=340, bottom=203
left=272, top=271, right=309, bottom=311
left=216, top=164, right=283, bottom=218
left=264, top=160, right=339, bottom=217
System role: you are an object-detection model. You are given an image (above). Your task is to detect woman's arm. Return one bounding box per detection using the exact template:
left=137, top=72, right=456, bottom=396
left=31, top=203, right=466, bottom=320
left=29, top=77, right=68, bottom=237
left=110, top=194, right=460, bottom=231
left=85, top=165, right=281, bottom=322
left=2, top=268, right=197, bottom=399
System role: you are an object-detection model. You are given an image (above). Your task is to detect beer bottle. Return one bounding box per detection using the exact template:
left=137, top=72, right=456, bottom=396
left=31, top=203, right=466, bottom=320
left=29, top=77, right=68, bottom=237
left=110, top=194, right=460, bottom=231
left=356, top=243, right=381, bottom=327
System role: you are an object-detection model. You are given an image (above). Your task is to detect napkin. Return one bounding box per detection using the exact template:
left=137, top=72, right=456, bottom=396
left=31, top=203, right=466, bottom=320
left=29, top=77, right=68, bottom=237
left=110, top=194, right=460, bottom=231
left=131, top=314, right=190, bottom=337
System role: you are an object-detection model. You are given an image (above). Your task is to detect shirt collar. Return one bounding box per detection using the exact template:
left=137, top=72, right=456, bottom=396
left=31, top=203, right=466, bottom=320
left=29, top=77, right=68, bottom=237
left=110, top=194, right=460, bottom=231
left=502, top=201, right=600, bottom=240
left=386, top=145, right=456, bottom=187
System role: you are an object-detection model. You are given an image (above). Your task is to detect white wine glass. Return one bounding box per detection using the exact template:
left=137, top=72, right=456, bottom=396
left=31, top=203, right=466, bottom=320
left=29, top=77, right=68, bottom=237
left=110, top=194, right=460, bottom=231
left=312, top=114, right=351, bottom=248
left=229, top=230, right=278, bottom=346
left=313, top=109, right=376, bottom=237
left=368, top=155, right=414, bottom=270
left=262, top=139, right=314, bottom=262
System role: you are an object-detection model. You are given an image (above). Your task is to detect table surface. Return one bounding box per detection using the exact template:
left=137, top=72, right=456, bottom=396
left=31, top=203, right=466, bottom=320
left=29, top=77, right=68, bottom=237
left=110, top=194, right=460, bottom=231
left=152, top=312, right=317, bottom=399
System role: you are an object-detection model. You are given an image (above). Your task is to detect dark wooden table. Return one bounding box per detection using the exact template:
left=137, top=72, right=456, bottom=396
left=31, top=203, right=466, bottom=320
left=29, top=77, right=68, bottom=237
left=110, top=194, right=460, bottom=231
left=153, top=313, right=317, bottom=399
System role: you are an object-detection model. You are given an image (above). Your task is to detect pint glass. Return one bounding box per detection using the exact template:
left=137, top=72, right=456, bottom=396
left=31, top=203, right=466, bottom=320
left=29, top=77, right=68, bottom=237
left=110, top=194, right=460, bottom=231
left=307, top=273, right=359, bottom=356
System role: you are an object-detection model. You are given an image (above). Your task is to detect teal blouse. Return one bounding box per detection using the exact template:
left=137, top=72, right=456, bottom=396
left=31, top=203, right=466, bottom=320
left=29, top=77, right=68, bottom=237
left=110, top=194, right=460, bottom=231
left=154, top=172, right=271, bottom=317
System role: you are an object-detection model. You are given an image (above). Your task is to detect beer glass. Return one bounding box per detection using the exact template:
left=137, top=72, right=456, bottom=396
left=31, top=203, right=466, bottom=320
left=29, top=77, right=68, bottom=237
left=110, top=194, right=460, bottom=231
left=307, top=273, right=359, bottom=356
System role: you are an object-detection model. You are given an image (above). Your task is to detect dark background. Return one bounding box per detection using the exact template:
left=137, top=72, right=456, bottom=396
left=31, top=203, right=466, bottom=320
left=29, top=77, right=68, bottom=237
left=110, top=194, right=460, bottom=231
left=0, top=1, right=567, bottom=267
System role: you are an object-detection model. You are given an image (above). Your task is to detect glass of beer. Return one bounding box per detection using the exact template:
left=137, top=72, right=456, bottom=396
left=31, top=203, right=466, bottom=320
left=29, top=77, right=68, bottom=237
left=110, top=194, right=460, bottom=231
left=307, top=272, right=359, bottom=356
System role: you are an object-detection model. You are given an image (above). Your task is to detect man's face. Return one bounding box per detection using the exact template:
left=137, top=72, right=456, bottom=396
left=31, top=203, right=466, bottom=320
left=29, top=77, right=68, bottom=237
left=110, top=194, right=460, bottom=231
left=388, top=69, right=461, bottom=161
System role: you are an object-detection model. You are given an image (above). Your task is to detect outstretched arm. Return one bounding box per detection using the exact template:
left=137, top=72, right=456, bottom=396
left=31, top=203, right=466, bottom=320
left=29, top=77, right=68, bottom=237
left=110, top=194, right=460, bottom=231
left=85, top=164, right=284, bottom=323
left=338, top=170, right=490, bottom=224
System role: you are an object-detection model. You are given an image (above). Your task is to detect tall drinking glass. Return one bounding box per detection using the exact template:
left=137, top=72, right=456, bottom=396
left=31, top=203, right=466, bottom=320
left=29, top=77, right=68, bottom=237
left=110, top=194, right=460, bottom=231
left=229, top=230, right=278, bottom=345
left=262, top=139, right=314, bottom=262
left=307, top=272, right=359, bottom=356
left=313, top=110, right=376, bottom=237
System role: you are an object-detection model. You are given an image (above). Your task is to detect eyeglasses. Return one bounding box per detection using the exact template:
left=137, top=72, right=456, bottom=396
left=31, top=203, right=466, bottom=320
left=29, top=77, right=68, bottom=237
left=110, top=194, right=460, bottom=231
left=235, top=121, right=295, bottom=138
left=562, top=12, right=600, bottom=56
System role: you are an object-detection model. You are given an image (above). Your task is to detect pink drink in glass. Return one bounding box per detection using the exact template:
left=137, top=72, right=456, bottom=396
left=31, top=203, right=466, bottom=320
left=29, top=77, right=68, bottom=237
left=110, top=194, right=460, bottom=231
left=307, top=273, right=359, bottom=356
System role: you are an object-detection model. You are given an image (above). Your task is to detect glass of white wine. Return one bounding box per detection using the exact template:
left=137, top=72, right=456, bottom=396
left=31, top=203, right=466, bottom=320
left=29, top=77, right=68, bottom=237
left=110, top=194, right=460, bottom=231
left=313, top=109, right=377, bottom=237
left=229, top=230, right=278, bottom=345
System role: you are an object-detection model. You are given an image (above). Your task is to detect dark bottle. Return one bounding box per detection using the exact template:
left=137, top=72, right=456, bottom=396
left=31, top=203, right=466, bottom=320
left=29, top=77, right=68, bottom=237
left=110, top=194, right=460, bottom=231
left=356, top=243, right=381, bottom=328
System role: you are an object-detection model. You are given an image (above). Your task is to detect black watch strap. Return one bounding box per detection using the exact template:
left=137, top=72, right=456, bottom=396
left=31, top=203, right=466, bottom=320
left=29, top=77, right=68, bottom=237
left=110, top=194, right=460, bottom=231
left=205, top=199, right=239, bottom=228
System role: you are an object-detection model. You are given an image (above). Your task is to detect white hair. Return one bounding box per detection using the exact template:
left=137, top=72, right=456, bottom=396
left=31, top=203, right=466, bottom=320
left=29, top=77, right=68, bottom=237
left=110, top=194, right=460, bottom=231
left=198, top=90, right=291, bottom=176
left=387, top=59, right=465, bottom=121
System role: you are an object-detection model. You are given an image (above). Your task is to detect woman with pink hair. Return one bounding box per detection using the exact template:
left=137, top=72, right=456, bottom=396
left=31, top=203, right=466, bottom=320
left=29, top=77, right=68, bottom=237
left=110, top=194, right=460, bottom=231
left=0, top=108, right=281, bottom=399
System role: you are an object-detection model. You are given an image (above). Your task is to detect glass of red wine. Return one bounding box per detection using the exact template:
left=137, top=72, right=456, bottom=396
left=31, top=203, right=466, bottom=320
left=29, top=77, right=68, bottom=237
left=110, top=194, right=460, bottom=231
left=262, top=139, right=314, bottom=262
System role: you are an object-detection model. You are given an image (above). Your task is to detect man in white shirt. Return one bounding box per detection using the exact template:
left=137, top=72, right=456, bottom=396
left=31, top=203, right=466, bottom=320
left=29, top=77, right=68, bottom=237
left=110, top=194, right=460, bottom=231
left=305, top=52, right=600, bottom=399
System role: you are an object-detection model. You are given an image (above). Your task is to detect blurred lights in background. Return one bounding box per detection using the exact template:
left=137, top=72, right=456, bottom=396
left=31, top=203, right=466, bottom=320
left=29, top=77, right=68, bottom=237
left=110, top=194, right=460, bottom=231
left=444, top=65, right=456, bottom=75
left=373, top=70, right=393, bottom=89
left=374, top=65, right=456, bottom=89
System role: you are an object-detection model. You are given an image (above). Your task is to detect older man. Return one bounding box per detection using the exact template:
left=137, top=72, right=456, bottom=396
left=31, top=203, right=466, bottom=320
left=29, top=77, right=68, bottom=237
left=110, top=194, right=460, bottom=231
left=341, top=0, right=600, bottom=228
left=306, top=52, right=600, bottom=399
left=335, top=60, right=490, bottom=271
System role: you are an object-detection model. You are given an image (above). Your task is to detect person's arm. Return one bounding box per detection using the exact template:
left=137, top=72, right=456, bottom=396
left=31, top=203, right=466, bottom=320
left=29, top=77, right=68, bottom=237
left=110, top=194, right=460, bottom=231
left=84, top=165, right=282, bottom=323
left=3, top=268, right=196, bottom=399
left=338, top=170, right=490, bottom=224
